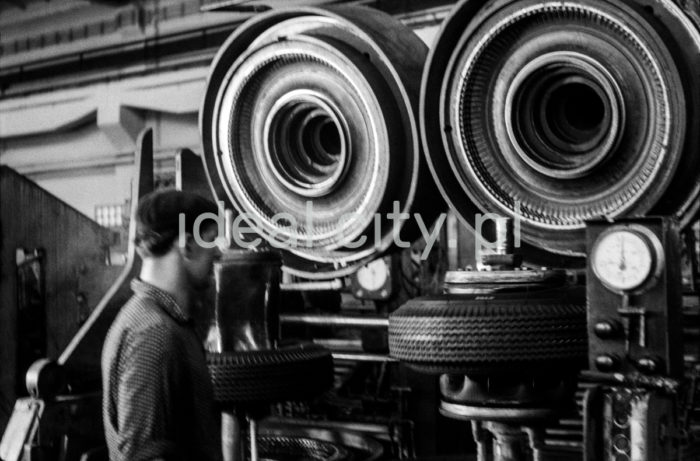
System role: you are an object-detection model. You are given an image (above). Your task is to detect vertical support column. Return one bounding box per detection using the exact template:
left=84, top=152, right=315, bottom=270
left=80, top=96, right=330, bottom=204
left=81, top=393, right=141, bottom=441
left=485, top=423, right=531, bottom=461
left=222, top=411, right=245, bottom=461
left=249, top=416, right=259, bottom=461
left=472, top=421, right=493, bottom=461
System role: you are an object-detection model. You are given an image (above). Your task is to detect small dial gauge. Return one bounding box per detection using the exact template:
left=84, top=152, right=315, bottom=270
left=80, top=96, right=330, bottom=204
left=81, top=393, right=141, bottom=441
left=356, top=258, right=389, bottom=292
left=591, top=229, right=661, bottom=292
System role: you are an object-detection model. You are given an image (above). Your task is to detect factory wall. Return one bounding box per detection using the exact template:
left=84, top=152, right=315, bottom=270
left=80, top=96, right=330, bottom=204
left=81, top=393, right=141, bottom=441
left=0, top=167, right=115, bottom=433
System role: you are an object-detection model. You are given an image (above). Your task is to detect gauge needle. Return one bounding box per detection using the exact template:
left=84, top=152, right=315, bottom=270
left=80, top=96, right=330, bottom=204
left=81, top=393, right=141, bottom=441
left=619, top=234, right=626, bottom=271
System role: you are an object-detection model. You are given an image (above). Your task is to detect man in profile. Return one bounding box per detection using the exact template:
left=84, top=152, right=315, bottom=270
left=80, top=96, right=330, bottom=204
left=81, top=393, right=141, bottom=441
left=102, top=189, right=223, bottom=461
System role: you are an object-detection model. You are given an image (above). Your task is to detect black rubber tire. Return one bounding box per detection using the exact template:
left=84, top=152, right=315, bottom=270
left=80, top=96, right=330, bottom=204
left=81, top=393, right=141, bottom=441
left=388, top=287, right=587, bottom=374
left=207, top=343, right=333, bottom=404
left=257, top=436, right=349, bottom=461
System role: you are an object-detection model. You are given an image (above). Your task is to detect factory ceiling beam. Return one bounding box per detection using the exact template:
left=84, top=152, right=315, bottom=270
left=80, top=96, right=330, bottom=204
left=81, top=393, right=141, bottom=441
left=96, top=100, right=143, bottom=152
left=0, top=67, right=206, bottom=152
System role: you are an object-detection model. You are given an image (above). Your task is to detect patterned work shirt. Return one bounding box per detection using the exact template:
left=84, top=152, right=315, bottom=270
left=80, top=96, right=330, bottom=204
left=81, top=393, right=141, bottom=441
left=102, top=279, right=222, bottom=461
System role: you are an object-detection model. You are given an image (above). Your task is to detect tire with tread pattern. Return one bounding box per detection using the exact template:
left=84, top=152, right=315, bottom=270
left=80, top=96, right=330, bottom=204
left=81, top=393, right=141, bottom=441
left=207, top=343, right=333, bottom=404
left=388, top=287, right=587, bottom=375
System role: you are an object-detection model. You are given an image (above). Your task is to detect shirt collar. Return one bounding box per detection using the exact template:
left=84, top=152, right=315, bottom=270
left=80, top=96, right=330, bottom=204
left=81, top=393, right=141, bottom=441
left=131, top=279, right=190, bottom=324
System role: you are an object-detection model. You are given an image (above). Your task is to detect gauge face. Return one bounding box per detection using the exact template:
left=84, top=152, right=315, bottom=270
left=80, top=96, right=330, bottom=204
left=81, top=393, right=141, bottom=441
left=356, top=258, right=389, bottom=292
left=591, top=230, right=655, bottom=292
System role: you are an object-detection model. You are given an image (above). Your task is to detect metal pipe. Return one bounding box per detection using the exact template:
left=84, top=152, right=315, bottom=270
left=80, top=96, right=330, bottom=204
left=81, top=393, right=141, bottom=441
left=280, top=314, right=388, bottom=328
left=495, top=217, right=515, bottom=255
left=543, top=439, right=584, bottom=449
left=249, top=417, right=259, bottom=461
left=312, top=339, right=363, bottom=351
left=280, top=280, right=344, bottom=291
left=222, top=411, right=245, bottom=461
left=544, top=428, right=582, bottom=437
left=557, top=419, right=583, bottom=427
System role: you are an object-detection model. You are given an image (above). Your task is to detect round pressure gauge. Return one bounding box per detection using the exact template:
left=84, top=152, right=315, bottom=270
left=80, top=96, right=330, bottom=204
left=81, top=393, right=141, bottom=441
left=591, top=227, right=663, bottom=293
left=356, top=258, right=390, bottom=292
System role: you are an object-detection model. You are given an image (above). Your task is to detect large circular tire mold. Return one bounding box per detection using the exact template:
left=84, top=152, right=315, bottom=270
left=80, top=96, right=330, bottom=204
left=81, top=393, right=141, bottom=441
left=388, top=288, right=588, bottom=375
left=421, top=0, right=700, bottom=265
left=201, top=7, right=442, bottom=279
left=207, top=344, right=333, bottom=404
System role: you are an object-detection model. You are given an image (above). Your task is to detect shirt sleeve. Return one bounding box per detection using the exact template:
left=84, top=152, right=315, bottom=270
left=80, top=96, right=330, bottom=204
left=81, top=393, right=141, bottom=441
left=115, top=324, right=180, bottom=461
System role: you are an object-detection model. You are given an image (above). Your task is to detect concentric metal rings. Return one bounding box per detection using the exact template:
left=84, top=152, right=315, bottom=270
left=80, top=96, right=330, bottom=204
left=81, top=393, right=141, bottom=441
left=422, top=0, right=700, bottom=264
left=214, top=42, right=385, bottom=249
left=202, top=7, right=441, bottom=279
left=504, top=51, right=623, bottom=179
left=263, top=90, right=350, bottom=198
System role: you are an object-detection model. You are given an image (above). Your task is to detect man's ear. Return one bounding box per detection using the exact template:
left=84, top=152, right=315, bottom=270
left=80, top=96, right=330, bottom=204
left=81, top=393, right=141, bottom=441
left=135, top=246, right=150, bottom=259
left=178, top=232, right=196, bottom=260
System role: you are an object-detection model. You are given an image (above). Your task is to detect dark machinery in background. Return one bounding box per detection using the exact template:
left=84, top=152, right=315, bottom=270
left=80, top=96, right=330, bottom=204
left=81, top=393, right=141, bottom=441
left=0, top=164, right=117, bottom=460
left=2, top=0, right=700, bottom=461
left=390, top=219, right=589, bottom=460
left=582, top=217, right=689, bottom=461
left=389, top=0, right=700, bottom=460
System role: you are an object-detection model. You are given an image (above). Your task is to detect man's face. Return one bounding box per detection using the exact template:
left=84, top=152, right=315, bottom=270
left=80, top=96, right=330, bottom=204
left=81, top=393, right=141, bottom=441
left=184, top=226, right=221, bottom=291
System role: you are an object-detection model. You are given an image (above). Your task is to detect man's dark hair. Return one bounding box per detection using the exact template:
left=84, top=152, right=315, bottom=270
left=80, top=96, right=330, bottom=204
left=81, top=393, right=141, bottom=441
left=135, top=189, right=219, bottom=256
